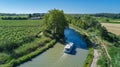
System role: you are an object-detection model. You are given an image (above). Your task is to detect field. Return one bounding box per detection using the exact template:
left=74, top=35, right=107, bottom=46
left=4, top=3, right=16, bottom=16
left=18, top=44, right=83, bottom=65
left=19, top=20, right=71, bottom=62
left=95, top=17, right=120, bottom=24
left=101, top=23, right=120, bottom=35
left=0, top=20, right=53, bottom=66
left=0, top=20, right=42, bottom=26
left=108, top=45, right=120, bottom=67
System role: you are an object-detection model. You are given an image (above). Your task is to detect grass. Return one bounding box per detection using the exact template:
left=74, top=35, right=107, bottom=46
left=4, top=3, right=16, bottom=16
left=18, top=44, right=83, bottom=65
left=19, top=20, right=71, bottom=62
left=0, top=19, right=54, bottom=66
left=95, top=17, right=120, bottom=24
left=97, top=54, right=107, bottom=67
left=83, top=48, right=94, bottom=67
left=108, top=45, right=120, bottom=67
left=0, top=20, right=43, bottom=26
left=0, top=19, right=58, bottom=67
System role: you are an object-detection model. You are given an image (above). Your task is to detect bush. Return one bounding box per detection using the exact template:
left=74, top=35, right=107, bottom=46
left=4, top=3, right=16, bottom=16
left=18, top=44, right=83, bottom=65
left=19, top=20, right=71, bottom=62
left=97, top=56, right=107, bottom=67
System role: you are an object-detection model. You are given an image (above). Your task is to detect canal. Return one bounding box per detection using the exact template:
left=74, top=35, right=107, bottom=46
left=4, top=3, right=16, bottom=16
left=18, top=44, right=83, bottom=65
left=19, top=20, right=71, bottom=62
left=17, top=28, right=88, bottom=67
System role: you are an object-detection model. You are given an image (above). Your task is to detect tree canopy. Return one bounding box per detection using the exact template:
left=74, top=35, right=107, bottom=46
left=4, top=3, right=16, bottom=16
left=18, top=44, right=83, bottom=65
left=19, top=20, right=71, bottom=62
left=43, top=9, right=68, bottom=37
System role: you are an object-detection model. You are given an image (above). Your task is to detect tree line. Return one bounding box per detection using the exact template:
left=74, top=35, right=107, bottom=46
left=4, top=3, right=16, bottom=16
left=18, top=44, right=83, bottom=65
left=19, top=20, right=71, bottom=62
left=1, top=17, right=28, bottom=20
left=92, top=13, right=120, bottom=19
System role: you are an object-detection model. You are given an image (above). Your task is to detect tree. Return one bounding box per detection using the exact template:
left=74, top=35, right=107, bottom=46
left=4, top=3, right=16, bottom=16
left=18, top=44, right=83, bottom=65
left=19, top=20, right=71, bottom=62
left=43, top=9, right=68, bottom=37
left=28, top=14, right=32, bottom=18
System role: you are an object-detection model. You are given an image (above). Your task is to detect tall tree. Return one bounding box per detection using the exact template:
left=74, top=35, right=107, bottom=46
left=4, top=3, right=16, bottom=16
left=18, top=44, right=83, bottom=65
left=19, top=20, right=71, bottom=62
left=43, top=9, right=68, bottom=37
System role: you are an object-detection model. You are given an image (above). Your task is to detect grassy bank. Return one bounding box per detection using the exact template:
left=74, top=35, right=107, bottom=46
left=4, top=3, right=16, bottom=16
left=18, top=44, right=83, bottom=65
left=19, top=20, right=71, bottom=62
left=83, top=48, right=94, bottom=67
left=0, top=39, right=56, bottom=67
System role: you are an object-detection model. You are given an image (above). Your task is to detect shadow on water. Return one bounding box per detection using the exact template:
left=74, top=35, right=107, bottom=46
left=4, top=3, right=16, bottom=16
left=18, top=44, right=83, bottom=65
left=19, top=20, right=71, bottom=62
left=70, top=46, right=77, bottom=55
left=64, top=28, right=87, bottom=55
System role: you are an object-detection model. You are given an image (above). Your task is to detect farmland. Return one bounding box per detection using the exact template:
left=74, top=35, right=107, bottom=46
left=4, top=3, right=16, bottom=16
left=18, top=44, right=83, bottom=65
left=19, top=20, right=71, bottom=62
left=101, top=23, right=120, bottom=35
left=0, top=20, right=42, bottom=26
left=0, top=20, right=54, bottom=66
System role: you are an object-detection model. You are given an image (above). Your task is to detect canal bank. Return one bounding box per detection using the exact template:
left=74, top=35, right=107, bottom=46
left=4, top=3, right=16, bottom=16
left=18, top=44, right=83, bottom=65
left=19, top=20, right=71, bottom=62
left=17, top=28, right=88, bottom=67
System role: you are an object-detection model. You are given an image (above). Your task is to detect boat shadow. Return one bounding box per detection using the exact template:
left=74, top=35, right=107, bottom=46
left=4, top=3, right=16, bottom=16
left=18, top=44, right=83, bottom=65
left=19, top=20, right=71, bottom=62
left=70, top=46, right=77, bottom=55
left=69, top=44, right=88, bottom=55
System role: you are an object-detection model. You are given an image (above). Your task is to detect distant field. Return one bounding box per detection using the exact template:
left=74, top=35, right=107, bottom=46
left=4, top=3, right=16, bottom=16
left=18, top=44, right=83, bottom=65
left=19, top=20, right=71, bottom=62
left=101, top=23, right=120, bottom=35
left=0, top=20, right=42, bottom=26
left=95, top=17, right=120, bottom=24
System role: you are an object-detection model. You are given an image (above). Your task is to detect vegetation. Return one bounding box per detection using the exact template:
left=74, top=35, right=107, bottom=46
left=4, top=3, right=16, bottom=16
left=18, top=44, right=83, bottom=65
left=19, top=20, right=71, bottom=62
left=0, top=10, right=120, bottom=67
left=43, top=9, right=68, bottom=38
left=1, top=16, right=28, bottom=20
left=108, top=45, right=120, bottom=67
left=0, top=39, right=56, bottom=67
left=83, top=48, right=94, bottom=67
left=0, top=19, right=57, bottom=67
left=97, top=55, right=107, bottom=67
left=28, top=13, right=44, bottom=19
left=67, top=14, right=120, bottom=67
left=67, top=14, right=120, bottom=47
left=95, top=17, right=120, bottom=24
left=0, top=20, right=42, bottom=26
left=0, top=9, right=69, bottom=66
left=92, top=13, right=120, bottom=19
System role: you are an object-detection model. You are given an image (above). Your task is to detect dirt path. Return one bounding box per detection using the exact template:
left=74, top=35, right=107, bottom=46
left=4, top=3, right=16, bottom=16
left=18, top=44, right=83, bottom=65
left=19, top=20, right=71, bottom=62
left=90, top=48, right=99, bottom=67
left=96, top=37, right=112, bottom=67
left=96, top=37, right=111, bottom=61
left=81, top=30, right=99, bottom=67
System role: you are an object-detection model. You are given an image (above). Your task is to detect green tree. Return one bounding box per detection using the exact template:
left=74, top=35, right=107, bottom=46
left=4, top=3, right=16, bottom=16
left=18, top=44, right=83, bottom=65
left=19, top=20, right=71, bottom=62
left=43, top=9, right=68, bottom=37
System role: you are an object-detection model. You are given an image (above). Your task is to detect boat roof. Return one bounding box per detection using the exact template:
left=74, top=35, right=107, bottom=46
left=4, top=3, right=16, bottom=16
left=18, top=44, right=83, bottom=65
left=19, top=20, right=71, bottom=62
left=65, top=42, right=74, bottom=49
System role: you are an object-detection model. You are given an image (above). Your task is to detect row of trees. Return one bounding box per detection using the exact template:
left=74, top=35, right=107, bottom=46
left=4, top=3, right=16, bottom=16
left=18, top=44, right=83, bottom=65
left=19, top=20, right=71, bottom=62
left=1, top=17, right=28, bottom=20
left=92, top=13, right=120, bottom=19
left=28, top=13, right=44, bottom=18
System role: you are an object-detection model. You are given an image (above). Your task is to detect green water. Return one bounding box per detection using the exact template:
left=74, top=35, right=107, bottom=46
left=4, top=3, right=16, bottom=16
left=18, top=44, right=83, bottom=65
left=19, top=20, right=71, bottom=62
left=17, top=43, right=88, bottom=67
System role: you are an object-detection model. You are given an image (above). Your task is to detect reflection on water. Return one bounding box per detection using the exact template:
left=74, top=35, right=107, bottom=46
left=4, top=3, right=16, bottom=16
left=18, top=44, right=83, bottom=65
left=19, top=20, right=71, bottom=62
left=17, top=28, right=88, bottom=67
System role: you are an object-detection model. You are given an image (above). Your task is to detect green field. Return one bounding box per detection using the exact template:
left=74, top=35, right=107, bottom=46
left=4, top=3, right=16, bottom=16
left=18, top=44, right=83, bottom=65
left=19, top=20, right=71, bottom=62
left=95, top=17, right=120, bottom=24
left=0, top=20, right=42, bottom=26
left=0, top=20, right=53, bottom=66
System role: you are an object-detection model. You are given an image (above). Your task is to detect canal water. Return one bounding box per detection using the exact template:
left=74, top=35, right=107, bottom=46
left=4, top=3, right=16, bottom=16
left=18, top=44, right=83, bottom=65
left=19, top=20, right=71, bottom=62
left=17, top=28, right=88, bottom=67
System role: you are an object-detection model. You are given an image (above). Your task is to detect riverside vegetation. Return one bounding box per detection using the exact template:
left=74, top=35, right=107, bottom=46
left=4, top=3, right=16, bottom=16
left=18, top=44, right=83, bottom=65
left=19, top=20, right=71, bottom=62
left=0, top=9, right=120, bottom=67
left=66, top=14, right=120, bottom=67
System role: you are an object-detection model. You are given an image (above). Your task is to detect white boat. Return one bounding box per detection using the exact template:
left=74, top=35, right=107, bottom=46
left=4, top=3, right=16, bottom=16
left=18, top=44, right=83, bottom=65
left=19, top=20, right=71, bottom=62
left=64, top=42, right=74, bottom=53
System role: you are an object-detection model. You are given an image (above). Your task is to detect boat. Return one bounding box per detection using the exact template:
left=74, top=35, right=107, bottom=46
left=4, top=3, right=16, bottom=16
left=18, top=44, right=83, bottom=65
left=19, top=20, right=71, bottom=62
left=64, top=42, right=74, bottom=53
